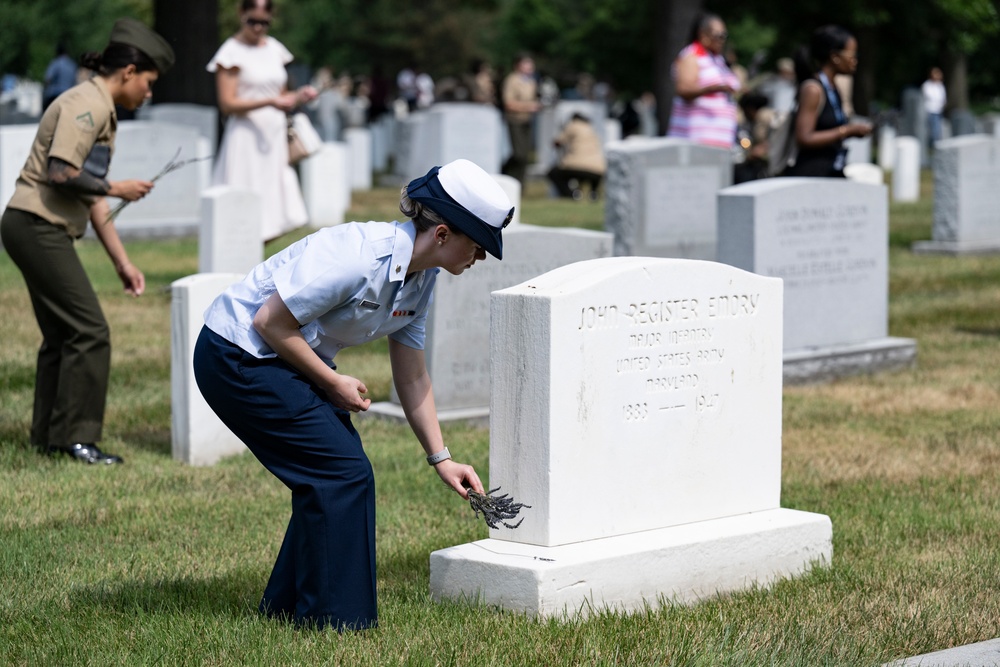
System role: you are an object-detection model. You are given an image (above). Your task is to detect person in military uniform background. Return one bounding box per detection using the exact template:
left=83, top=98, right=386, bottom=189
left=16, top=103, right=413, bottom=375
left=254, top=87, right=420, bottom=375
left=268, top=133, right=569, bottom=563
left=0, top=18, right=175, bottom=465
left=500, top=53, right=540, bottom=186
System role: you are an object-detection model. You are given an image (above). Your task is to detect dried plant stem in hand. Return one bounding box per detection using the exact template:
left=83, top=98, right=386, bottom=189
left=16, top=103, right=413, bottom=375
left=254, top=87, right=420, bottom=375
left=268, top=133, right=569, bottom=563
left=105, top=148, right=213, bottom=223
left=468, top=487, right=531, bottom=530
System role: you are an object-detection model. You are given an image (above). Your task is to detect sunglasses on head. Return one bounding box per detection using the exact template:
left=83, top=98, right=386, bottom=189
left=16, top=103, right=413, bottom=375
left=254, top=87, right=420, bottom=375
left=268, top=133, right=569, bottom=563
left=245, top=17, right=271, bottom=28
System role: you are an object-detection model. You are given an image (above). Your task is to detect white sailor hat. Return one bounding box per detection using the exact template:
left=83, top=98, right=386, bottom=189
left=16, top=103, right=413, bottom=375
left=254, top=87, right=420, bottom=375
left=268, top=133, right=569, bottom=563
left=405, top=159, right=514, bottom=259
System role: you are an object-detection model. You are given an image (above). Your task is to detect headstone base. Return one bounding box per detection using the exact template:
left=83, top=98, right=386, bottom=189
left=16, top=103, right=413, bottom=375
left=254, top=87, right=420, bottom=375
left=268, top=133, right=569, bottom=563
left=430, top=508, right=831, bottom=619
left=362, top=401, right=489, bottom=427
left=912, top=239, right=1000, bottom=255
left=783, top=337, right=917, bottom=385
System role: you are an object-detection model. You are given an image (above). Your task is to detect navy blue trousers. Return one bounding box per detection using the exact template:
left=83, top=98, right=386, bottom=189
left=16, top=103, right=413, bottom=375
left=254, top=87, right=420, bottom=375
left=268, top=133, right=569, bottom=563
left=193, top=326, right=377, bottom=630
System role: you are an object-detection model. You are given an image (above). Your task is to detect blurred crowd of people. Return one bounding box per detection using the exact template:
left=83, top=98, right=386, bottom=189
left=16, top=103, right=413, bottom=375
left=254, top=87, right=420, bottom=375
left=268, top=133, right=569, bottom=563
left=295, top=52, right=653, bottom=199
left=666, top=12, right=877, bottom=183
left=8, top=7, right=951, bottom=203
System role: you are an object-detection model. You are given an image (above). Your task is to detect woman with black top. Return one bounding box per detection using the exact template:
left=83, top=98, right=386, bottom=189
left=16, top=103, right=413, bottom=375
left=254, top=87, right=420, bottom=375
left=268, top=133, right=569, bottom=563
left=784, top=25, right=872, bottom=177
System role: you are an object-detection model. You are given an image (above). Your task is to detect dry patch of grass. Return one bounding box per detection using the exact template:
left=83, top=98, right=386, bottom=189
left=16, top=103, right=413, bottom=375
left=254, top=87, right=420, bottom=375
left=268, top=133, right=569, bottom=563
left=2, top=180, right=1000, bottom=665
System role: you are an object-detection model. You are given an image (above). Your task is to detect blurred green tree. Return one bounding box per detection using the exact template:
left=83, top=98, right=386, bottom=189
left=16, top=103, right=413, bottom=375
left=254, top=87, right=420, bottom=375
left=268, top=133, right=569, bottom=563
left=0, top=0, right=149, bottom=80
left=3, top=0, right=998, bottom=116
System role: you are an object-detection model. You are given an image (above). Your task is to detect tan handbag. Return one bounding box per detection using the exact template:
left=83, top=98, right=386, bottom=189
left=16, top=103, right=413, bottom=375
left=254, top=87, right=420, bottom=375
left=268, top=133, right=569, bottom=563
left=287, top=113, right=321, bottom=165
left=287, top=126, right=308, bottom=165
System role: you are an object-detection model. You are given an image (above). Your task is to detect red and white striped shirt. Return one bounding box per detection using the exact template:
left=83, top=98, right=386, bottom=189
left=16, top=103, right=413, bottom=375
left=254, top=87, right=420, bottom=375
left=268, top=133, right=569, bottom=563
left=667, top=43, right=740, bottom=148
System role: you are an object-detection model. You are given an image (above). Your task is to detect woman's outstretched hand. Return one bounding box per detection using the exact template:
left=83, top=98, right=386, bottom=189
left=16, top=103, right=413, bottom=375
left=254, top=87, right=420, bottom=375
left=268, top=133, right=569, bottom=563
left=434, top=460, right=483, bottom=499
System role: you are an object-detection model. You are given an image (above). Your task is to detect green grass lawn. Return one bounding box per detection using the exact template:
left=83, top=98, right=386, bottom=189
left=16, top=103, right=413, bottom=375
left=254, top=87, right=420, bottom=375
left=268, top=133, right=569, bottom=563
left=1, top=174, right=999, bottom=666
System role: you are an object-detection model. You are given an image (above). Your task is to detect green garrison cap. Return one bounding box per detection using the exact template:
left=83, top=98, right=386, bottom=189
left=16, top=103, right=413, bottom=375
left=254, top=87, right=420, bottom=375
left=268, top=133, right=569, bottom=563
left=108, top=17, right=175, bottom=74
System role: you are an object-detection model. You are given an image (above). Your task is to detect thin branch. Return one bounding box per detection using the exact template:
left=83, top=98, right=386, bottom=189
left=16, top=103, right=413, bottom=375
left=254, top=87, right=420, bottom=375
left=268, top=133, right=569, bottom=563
left=105, top=148, right=213, bottom=224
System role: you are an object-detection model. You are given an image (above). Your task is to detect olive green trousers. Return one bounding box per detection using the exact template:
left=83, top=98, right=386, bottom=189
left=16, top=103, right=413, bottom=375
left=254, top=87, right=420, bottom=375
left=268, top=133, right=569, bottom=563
left=1, top=208, right=110, bottom=448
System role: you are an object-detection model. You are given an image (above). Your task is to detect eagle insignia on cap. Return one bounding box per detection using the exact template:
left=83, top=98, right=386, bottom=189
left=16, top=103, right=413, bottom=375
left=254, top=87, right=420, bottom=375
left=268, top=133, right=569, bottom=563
left=502, top=207, right=514, bottom=229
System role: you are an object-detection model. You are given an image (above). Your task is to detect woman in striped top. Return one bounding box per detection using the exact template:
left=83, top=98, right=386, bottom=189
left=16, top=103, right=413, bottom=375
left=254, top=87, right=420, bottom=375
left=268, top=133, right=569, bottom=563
left=666, top=13, right=741, bottom=149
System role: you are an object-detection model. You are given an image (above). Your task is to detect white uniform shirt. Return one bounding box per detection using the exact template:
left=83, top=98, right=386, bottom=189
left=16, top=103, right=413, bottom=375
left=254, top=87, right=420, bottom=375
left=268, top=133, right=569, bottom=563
left=204, top=221, right=438, bottom=366
left=922, top=80, right=946, bottom=115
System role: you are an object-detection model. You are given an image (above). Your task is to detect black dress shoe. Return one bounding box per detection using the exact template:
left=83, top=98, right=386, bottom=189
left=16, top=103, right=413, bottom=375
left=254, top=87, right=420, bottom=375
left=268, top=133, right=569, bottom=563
left=49, top=443, right=124, bottom=465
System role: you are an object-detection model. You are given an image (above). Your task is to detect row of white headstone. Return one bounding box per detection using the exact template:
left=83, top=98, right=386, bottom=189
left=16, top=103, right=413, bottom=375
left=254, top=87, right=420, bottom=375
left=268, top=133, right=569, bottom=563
left=171, top=148, right=911, bottom=626
left=604, top=137, right=918, bottom=383
left=0, top=114, right=373, bottom=240
left=171, top=254, right=834, bottom=620
left=172, top=181, right=580, bottom=461
left=177, top=135, right=931, bottom=466
left=0, top=121, right=211, bottom=238
left=388, top=100, right=633, bottom=184
left=4, top=107, right=981, bottom=619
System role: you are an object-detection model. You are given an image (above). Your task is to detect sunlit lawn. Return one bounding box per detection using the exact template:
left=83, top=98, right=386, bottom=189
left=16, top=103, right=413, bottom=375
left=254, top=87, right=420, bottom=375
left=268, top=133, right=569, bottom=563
left=1, top=172, right=998, bottom=665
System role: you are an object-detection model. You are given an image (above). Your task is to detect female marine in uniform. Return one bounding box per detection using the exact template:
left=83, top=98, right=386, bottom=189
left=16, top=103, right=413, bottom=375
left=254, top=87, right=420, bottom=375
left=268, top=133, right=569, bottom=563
left=0, top=19, right=174, bottom=464
left=193, top=158, right=513, bottom=631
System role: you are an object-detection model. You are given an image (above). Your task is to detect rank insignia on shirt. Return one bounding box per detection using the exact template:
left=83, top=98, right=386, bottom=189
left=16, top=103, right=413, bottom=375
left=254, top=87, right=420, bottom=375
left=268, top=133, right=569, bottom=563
left=75, top=111, right=95, bottom=130
left=395, top=265, right=402, bottom=274
left=392, top=309, right=416, bottom=317
left=359, top=300, right=381, bottom=310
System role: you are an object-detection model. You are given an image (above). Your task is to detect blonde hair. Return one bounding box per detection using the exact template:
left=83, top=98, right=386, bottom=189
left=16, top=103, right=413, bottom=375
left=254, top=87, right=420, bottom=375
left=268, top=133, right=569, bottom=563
left=400, top=185, right=454, bottom=233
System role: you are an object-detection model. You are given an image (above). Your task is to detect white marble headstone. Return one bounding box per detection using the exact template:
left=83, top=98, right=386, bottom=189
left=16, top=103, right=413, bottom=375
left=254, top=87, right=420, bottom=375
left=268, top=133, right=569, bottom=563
left=844, top=119, right=873, bottom=165
left=314, top=89, right=343, bottom=142
left=901, top=87, right=929, bottom=167
left=719, top=178, right=888, bottom=350
left=0, top=125, right=36, bottom=212
left=604, top=118, right=622, bottom=145
left=371, top=114, right=395, bottom=172
left=877, top=125, right=897, bottom=171
left=398, top=104, right=503, bottom=181
left=198, top=186, right=262, bottom=274
left=914, top=135, right=1000, bottom=254
left=844, top=163, right=884, bottom=186
left=104, top=121, right=207, bottom=237
left=490, top=257, right=784, bottom=546
left=718, top=178, right=916, bottom=382
left=171, top=273, right=246, bottom=466
left=893, top=136, right=921, bottom=203
left=139, top=103, right=218, bottom=149
left=300, top=141, right=350, bottom=227
left=431, top=258, right=831, bottom=617
left=344, top=127, right=373, bottom=190
left=604, top=138, right=733, bottom=260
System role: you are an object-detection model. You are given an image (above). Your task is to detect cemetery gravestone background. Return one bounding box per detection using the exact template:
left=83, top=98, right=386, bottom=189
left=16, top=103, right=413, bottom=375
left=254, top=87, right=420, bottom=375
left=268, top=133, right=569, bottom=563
left=393, top=104, right=503, bottom=182
left=103, top=121, right=209, bottom=238
left=366, top=226, right=613, bottom=423
left=431, top=257, right=832, bottom=618
left=913, top=135, right=1000, bottom=255
left=198, top=186, right=263, bottom=275
left=605, top=138, right=733, bottom=260
left=171, top=273, right=247, bottom=466
left=718, top=177, right=917, bottom=383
